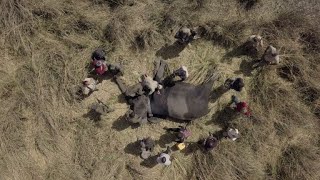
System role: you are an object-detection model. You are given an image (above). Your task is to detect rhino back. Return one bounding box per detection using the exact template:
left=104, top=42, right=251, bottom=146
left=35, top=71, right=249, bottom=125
left=167, top=82, right=210, bottom=120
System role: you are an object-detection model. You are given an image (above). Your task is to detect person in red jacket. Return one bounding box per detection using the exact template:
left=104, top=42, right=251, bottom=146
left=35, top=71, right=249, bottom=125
left=91, top=48, right=108, bottom=75
left=92, top=60, right=108, bottom=75
left=231, top=95, right=251, bottom=116
left=90, top=48, right=123, bottom=76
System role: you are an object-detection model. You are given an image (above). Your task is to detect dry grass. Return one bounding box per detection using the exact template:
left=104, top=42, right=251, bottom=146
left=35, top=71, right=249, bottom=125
left=0, top=0, right=320, bottom=180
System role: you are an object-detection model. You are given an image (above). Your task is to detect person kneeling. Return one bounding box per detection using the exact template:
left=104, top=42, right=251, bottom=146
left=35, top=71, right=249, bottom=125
left=156, top=147, right=172, bottom=166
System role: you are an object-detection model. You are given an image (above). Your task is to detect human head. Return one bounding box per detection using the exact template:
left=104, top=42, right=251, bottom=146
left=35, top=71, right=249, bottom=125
left=205, top=137, right=218, bottom=150
left=161, top=157, right=167, bottom=163
left=228, top=128, right=239, bottom=141
left=237, top=78, right=244, bottom=90
left=91, top=48, right=106, bottom=61
left=94, top=60, right=103, bottom=67
left=231, top=95, right=240, bottom=104
left=177, top=132, right=184, bottom=141
left=82, top=80, right=89, bottom=86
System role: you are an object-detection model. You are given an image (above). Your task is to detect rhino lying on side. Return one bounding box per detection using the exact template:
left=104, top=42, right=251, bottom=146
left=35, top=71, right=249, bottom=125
left=114, top=60, right=219, bottom=124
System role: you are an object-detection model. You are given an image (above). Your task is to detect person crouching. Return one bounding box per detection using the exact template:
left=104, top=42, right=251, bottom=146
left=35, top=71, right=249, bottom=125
left=141, top=74, right=163, bottom=95
left=82, top=78, right=97, bottom=96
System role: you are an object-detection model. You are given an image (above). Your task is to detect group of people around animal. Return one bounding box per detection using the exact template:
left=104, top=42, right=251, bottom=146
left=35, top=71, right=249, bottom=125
left=138, top=126, right=240, bottom=166
left=79, top=26, right=281, bottom=166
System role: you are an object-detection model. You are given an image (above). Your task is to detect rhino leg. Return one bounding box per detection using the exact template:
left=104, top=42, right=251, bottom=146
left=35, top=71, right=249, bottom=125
left=114, top=76, right=127, bottom=94
left=153, top=59, right=170, bottom=83
left=114, top=76, right=144, bottom=99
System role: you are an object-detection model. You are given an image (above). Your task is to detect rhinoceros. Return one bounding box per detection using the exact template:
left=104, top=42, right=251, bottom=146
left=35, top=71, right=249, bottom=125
left=114, top=60, right=219, bottom=124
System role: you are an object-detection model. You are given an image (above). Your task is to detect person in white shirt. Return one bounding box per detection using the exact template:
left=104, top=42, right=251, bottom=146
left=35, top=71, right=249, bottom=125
left=141, top=74, right=163, bottom=95
left=244, top=35, right=263, bottom=55
left=249, top=35, right=263, bottom=49
left=224, top=128, right=240, bottom=141
left=174, top=26, right=197, bottom=44
left=156, top=147, right=172, bottom=166
left=173, top=66, right=189, bottom=81
left=262, top=45, right=280, bottom=64
left=82, top=78, right=97, bottom=96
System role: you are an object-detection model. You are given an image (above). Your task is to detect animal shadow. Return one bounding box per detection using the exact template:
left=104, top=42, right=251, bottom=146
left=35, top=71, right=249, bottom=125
left=124, top=140, right=141, bottom=156
left=140, top=154, right=158, bottom=168
left=155, top=41, right=188, bottom=60
left=111, top=115, right=139, bottom=131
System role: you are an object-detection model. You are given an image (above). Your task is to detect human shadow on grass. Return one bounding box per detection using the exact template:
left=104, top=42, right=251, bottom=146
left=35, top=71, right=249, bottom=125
left=155, top=41, right=188, bottom=60
left=111, top=115, right=140, bottom=131
left=221, top=46, right=246, bottom=63
left=181, top=142, right=200, bottom=156
left=87, top=70, right=114, bottom=83
left=234, top=59, right=261, bottom=77
left=74, top=86, right=85, bottom=102
left=221, top=43, right=260, bottom=63
left=206, top=106, right=237, bottom=128
left=83, top=109, right=102, bottom=122
left=210, top=129, right=226, bottom=140
left=124, top=140, right=140, bottom=156
left=140, top=154, right=158, bottom=168
left=117, top=93, right=129, bottom=104
left=157, top=132, right=174, bottom=148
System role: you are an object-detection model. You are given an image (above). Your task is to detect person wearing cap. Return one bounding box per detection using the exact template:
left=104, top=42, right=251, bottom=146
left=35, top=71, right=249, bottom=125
left=262, top=45, right=280, bottom=65
left=244, top=35, right=263, bottom=55
left=174, top=26, right=197, bottom=44
left=230, top=95, right=251, bottom=116
left=156, top=147, right=172, bottom=166
left=82, top=78, right=97, bottom=96
left=173, top=66, right=189, bottom=81
left=224, top=77, right=244, bottom=92
left=140, top=137, right=155, bottom=159
left=91, top=48, right=124, bottom=76
left=141, top=74, right=163, bottom=95
left=161, top=66, right=189, bottom=87
left=91, top=48, right=106, bottom=61
left=91, top=48, right=108, bottom=76
left=224, top=128, right=240, bottom=141
left=164, top=125, right=192, bottom=143
left=201, top=133, right=218, bottom=151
